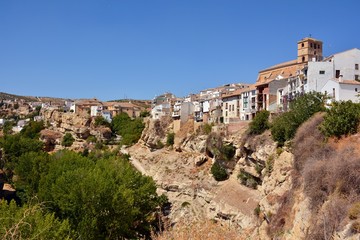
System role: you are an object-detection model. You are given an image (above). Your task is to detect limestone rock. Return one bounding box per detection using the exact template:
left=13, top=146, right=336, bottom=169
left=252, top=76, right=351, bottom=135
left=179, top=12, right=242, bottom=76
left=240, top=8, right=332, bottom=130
left=194, top=155, right=207, bottom=166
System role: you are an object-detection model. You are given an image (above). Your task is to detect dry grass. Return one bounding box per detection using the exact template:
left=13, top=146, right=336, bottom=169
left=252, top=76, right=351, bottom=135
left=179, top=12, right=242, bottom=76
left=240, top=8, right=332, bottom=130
left=151, top=219, right=245, bottom=240
left=292, top=112, right=326, bottom=172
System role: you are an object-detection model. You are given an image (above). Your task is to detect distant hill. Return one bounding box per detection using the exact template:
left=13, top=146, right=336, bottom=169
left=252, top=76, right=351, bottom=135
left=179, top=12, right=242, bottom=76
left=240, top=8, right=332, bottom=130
left=0, top=92, right=70, bottom=104
left=109, top=99, right=152, bottom=109
left=0, top=92, right=37, bottom=102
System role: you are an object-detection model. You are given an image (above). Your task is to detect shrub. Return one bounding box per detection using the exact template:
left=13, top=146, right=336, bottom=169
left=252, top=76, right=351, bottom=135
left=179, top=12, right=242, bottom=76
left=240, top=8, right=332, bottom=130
left=221, top=144, right=236, bottom=160
left=237, top=170, right=260, bottom=189
left=166, top=133, right=175, bottom=146
left=249, top=110, right=269, bottom=135
left=265, top=155, right=275, bottom=174
left=111, top=113, right=145, bottom=146
left=211, top=162, right=228, bottom=181
left=156, top=140, right=164, bottom=149
left=271, top=92, right=325, bottom=145
left=94, top=116, right=111, bottom=128
left=254, top=204, right=261, bottom=217
left=320, top=101, right=360, bottom=138
left=86, top=135, right=97, bottom=143
left=351, top=221, right=360, bottom=233
left=292, top=112, right=326, bottom=172
left=61, top=133, right=75, bottom=147
left=203, top=123, right=213, bottom=135
left=349, top=202, right=360, bottom=220
left=140, top=111, right=150, bottom=118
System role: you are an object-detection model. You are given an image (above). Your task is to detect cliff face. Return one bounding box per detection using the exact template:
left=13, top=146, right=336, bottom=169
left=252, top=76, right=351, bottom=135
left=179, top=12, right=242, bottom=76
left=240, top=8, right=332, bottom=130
left=130, top=116, right=360, bottom=239
left=40, top=109, right=112, bottom=151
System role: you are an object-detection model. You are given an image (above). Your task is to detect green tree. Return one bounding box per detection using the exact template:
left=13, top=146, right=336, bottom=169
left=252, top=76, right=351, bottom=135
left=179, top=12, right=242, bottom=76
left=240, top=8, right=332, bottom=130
left=211, top=162, right=228, bottom=181
left=271, top=92, right=325, bottom=145
left=20, top=120, right=44, bottom=139
left=2, top=120, right=14, bottom=135
left=320, top=101, right=360, bottom=138
left=0, top=200, right=72, bottom=240
left=249, top=110, right=270, bottom=135
left=111, top=113, right=145, bottom=145
left=94, top=116, right=111, bottom=128
left=14, top=151, right=51, bottom=202
left=0, top=134, right=44, bottom=168
left=166, top=132, right=175, bottom=146
left=38, top=150, right=165, bottom=239
left=140, top=110, right=150, bottom=118
left=61, top=132, right=75, bottom=147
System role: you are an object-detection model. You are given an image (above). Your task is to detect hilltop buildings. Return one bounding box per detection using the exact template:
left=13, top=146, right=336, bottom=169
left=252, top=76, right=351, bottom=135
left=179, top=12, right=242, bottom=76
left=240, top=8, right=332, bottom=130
left=151, top=37, right=360, bottom=127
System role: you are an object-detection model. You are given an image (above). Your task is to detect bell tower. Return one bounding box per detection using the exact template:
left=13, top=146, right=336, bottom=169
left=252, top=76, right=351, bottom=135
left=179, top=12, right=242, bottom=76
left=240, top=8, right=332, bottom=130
left=297, top=37, right=323, bottom=63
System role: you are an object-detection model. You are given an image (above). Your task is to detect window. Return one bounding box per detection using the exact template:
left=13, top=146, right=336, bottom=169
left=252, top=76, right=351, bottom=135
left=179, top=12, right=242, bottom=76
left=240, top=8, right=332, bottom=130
left=356, top=64, right=359, bottom=70
left=356, top=75, right=359, bottom=81
left=319, top=70, right=325, bottom=74
left=302, top=56, right=305, bottom=62
left=301, top=43, right=304, bottom=47
left=355, top=88, right=358, bottom=92
left=336, top=70, right=340, bottom=78
left=225, top=103, right=228, bottom=109
left=310, top=43, right=313, bottom=48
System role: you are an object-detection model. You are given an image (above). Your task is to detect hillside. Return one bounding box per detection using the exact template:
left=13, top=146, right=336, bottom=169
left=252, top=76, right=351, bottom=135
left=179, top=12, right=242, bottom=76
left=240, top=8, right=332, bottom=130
left=125, top=110, right=360, bottom=239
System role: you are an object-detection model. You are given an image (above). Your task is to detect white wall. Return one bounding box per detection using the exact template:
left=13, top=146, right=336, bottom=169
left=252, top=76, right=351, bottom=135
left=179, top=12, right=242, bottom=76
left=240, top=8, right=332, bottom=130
left=332, top=49, right=360, bottom=80
left=307, top=61, right=333, bottom=92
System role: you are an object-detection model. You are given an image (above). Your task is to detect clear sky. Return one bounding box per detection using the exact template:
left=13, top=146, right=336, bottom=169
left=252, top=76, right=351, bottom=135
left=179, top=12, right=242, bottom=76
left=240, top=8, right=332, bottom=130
left=1, top=0, right=359, bottom=101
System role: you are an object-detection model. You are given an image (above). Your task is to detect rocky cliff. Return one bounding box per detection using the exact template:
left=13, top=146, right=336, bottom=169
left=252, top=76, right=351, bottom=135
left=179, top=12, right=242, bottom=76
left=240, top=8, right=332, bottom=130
left=128, top=115, right=360, bottom=239
left=40, top=109, right=113, bottom=151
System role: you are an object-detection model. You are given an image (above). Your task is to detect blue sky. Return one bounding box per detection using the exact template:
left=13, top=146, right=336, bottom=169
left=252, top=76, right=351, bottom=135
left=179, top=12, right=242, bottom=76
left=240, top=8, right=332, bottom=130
left=1, top=0, right=359, bottom=101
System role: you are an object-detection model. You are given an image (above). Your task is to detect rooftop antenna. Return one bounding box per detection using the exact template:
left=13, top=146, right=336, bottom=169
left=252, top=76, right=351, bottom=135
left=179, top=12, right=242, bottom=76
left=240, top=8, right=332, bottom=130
left=309, top=33, right=312, bottom=38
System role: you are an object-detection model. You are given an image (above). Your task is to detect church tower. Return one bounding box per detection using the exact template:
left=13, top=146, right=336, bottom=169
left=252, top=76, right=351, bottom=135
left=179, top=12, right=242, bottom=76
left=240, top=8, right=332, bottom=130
left=297, top=37, right=323, bottom=63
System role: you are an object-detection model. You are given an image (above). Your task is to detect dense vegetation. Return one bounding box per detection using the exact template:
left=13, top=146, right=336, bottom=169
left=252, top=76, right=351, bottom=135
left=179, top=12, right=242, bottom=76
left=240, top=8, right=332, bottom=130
left=0, top=119, right=166, bottom=239
left=320, top=100, right=360, bottom=138
left=271, top=92, right=325, bottom=145
left=111, top=112, right=145, bottom=145
left=249, top=110, right=270, bottom=135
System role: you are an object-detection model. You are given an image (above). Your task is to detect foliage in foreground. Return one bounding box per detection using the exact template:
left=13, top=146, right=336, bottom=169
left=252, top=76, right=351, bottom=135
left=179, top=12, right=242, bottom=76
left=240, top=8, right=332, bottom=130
left=36, top=150, right=165, bottom=239
left=0, top=128, right=166, bottom=239
left=0, top=200, right=72, bottom=240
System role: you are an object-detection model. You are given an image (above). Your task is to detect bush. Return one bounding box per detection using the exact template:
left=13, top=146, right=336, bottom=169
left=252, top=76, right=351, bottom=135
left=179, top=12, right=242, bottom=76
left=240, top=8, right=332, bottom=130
left=203, top=123, right=213, bottom=135
left=320, top=101, right=360, bottom=138
left=94, top=116, right=111, bottom=128
left=111, top=113, right=145, bottom=146
left=221, top=144, right=236, bottom=160
left=61, top=133, right=75, bottom=147
left=166, top=133, right=175, bottom=146
left=237, top=170, right=260, bottom=189
left=349, top=202, right=360, bottom=220
left=249, top=110, right=269, bottom=135
left=271, top=92, right=325, bottom=145
left=211, top=162, right=228, bottom=181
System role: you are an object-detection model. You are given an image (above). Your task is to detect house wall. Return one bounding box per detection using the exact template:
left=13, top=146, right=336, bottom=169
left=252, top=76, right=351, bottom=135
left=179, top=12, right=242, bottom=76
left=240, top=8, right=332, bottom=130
left=321, top=80, right=340, bottom=100
left=332, top=49, right=360, bottom=80
left=222, top=95, right=240, bottom=124
left=180, top=102, right=194, bottom=123
left=307, top=61, right=333, bottom=92
left=339, top=84, right=360, bottom=102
